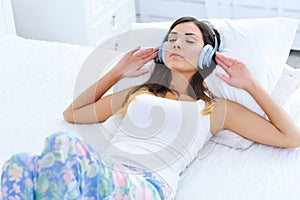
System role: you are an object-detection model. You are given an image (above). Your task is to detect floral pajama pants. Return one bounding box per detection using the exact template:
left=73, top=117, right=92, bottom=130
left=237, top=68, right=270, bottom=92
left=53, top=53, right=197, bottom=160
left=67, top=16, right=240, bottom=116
left=1, top=132, right=174, bottom=200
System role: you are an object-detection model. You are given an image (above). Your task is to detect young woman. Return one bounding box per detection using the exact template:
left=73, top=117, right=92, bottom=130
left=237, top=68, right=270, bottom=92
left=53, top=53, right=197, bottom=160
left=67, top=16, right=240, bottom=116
left=2, top=17, right=300, bottom=200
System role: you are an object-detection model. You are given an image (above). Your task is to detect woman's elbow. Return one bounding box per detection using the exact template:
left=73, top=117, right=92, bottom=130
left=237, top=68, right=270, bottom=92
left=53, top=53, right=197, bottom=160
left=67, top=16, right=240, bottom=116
left=289, top=136, right=300, bottom=148
left=63, top=108, right=75, bottom=123
left=285, top=132, right=300, bottom=148
left=286, top=142, right=300, bottom=148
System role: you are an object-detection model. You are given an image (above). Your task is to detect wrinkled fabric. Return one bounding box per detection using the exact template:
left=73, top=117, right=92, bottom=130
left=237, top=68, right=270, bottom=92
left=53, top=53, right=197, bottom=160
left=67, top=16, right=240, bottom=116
left=1, top=132, right=174, bottom=200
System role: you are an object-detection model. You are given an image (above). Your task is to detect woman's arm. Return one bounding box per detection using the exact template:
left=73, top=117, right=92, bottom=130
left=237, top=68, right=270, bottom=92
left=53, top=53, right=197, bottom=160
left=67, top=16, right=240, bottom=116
left=63, top=46, right=158, bottom=124
left=215, top=52, right=300, bottom=148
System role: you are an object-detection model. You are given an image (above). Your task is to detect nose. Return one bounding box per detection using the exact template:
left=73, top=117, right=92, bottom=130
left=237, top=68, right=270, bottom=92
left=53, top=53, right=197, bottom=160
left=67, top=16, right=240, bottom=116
left=172, top=38, right=183, bottom=49
left=173, top=44, right=181, bottom=49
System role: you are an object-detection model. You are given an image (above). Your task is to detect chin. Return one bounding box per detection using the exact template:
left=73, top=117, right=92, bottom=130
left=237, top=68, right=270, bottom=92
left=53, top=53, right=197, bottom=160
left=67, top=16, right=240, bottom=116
left=167, top=62, right=196, bottom=72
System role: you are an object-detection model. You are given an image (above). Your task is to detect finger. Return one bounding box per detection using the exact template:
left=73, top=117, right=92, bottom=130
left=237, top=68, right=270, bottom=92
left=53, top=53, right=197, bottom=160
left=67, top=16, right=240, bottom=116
left=215, top=52, right=234, bottom=66
left=216, top=72, right=231, bottom=85
left=136, top=68, right=150, bottom=75
left=144, top=47, right=158, bottom=54
left=129, top=46, right=141, bottom=55
left=140, top=48, right=158, bottom=60
left=142, top=51, right=158, bottom=63
left=217, top=52, right=242, bottom=65
left=135, top=48, right=154, bottom=58
left=217, top=53, right=242, bottom=67
left=141, top=49, right=155, bottom=59
left=216, top=56, right=231, bottom=74
left=129, top=68, right=150, bottom=77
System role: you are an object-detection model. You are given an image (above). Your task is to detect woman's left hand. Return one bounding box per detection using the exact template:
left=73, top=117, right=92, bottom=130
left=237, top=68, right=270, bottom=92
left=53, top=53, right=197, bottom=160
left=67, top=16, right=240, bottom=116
left=215, top=52, right=256, bottom=91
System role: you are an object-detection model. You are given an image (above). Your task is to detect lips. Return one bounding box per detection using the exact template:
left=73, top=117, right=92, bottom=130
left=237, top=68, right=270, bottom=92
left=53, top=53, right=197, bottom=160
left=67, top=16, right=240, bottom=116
left=170, top=53, right=183, bottom=58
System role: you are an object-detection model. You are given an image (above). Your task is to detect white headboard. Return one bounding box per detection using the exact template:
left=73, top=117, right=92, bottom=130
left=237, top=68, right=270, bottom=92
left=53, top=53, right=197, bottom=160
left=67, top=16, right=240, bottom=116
left=0, top=0, right=16, bottom=37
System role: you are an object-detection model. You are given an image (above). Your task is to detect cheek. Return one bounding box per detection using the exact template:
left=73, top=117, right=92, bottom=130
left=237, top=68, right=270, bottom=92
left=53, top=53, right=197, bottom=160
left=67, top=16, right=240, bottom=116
left=182, top=49, right=201, bottom=67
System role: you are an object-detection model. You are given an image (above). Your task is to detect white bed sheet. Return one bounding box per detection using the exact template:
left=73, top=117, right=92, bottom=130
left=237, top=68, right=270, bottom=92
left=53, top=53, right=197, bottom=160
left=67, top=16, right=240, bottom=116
left=1, top=35, right=300, bottom=200
left=177, top=142, right=300, bottom=199
left=0, top=35, right=94, bottom=169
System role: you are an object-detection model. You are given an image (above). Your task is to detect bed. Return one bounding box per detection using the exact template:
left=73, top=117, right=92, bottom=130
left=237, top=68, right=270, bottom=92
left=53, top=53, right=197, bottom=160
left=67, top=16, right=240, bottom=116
left=1, top=3, right=300, bottom=200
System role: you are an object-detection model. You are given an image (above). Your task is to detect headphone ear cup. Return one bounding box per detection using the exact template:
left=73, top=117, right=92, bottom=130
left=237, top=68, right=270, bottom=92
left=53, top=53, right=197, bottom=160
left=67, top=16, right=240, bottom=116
left=198, top=44, right=214, bottom=70
left=158, top=42, right=166, bottom=64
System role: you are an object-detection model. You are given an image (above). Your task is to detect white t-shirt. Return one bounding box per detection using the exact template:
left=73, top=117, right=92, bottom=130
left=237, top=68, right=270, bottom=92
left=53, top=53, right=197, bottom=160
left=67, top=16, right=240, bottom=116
left=105, top=93, right=212, bottom=193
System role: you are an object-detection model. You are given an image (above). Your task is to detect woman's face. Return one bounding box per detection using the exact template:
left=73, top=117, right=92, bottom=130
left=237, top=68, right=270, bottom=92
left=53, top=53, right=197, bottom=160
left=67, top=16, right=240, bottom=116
left=164, top=22, right=205, bottom=74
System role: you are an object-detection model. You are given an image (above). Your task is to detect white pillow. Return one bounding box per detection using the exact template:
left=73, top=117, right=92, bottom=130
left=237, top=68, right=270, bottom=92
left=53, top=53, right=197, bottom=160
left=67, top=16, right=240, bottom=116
left=271, top=64, right=300, bottom=106
left=272, top=64, right=300, bottom=130
left=106, top=18, right=299, bottom=149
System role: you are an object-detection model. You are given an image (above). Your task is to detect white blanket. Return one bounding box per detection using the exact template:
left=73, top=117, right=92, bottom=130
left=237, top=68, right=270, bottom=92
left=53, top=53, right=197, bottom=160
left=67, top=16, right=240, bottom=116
left=1, top=35, right=300, bottom=200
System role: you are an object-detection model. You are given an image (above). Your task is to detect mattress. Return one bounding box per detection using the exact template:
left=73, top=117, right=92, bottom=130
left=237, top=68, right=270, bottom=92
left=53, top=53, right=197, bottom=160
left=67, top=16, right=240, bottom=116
left=1, top=35, right=300, bottom=200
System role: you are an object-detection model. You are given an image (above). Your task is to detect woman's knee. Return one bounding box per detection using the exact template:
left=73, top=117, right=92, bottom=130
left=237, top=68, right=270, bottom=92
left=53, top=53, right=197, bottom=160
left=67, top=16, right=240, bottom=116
left=41, top=131, right=90, bottom=162
left=43, top=132, right=80, bottom=152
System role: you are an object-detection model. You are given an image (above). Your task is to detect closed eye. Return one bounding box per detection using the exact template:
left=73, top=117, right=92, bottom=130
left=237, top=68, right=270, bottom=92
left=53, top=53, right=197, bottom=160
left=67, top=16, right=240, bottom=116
left=186, top=40, right=194, bottom=44
left=168, top=38, right=177, bottom=42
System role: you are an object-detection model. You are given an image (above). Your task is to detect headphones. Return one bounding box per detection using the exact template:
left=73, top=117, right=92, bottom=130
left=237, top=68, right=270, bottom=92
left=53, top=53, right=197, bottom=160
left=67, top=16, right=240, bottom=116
left=158, top=26, right=218, bottom=70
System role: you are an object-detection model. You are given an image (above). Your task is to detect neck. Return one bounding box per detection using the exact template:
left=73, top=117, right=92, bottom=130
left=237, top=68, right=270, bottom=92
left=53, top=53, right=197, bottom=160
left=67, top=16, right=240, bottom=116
left=169, top=70, right=194, bottom=95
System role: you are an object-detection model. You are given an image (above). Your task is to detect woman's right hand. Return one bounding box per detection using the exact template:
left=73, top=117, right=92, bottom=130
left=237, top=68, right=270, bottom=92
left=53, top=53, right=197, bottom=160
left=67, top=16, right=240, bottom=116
left=114, top=46, right=159, bottom=78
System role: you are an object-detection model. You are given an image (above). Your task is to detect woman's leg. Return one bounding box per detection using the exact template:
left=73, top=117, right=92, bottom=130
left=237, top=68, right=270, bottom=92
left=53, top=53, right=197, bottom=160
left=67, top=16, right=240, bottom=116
left=2, top=132, right=174, bottom=199
left=37, top=131, right=174, bottom=199
left=1, top=153, right=38, bottom=200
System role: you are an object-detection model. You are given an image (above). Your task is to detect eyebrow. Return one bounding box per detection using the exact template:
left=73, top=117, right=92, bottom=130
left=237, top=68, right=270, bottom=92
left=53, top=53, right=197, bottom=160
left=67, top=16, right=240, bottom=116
left=169, top=31, right=198, bottom=36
